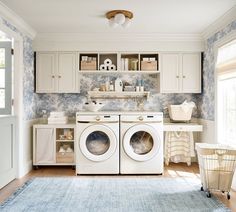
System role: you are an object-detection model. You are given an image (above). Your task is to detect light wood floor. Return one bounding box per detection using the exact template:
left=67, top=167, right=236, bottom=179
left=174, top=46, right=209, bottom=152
left=0, top=163, right=235, bottom=211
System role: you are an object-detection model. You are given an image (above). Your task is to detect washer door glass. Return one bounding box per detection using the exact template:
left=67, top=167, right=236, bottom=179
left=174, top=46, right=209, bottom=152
left=123, top=124, right=161, bottom=161
left=86, top=131, right=110, bottom=155
left=80, top=125, right=117, bottom=162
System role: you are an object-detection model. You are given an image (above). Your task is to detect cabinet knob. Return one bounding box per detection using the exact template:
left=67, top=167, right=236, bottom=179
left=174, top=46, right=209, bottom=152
left=96, top=116, right=101, bottom=121
left=138, top=116, right=144, bottom=121
left=58, top=75, right=62, bottom=78
left=52, top=75, right=55, bottom=78
left=183, top=75, right=186, bottom=78
left=176, top=76, right=179, bottom=78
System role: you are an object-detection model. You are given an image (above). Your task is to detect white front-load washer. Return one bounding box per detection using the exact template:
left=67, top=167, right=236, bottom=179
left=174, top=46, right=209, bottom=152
left=120, top=113, right=163, bottom=174
left=76, top=113, right=119, bottom=174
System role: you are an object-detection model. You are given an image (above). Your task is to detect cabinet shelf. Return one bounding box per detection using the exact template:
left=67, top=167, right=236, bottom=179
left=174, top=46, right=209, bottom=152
left=88, top=91, right=150, bottom=99
left=78, top=70, right=160, bottom=74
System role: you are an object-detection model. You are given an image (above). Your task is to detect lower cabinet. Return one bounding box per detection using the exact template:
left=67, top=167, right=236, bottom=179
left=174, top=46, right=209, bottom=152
left=33, top=124, right=75, bottom=166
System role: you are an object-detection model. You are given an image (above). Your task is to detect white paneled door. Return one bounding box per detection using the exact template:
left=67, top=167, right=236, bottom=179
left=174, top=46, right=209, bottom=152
left=0, top=116, right=15, bottom=189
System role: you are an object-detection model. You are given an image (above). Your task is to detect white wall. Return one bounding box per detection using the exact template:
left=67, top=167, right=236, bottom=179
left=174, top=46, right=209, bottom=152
left=18, top=119, right=38, bottom=177
left=199, top=119, right=215, bottom=144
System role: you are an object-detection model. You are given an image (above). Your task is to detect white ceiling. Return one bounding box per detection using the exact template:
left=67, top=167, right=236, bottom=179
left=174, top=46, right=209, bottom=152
left=1, top=0, right=236, bottom=34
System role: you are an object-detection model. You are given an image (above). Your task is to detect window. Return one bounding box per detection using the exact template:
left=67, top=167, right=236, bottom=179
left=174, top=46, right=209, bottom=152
left=0, top=41, right=12, bottom=115
left=217, top=39, right=236, bottom=146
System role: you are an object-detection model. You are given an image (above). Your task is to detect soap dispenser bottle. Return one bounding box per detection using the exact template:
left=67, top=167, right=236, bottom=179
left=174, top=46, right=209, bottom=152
left=115, top=78, right=123, bottom=92
left=109, top=81, right=114, bottom=91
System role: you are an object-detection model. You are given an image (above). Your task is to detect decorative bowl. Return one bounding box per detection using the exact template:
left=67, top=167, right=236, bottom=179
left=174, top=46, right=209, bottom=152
left=83, top=102, right=104, bottom=112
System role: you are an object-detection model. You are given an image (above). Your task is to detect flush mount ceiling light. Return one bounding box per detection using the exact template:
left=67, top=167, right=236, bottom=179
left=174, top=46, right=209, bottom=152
left=106, top=10, right=133, bottom=28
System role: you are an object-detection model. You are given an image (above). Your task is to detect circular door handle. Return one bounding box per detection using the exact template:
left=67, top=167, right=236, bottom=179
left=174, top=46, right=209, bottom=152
left=52, top=75, right=55, bottom=78
left=58, top=75, right=62, bottom=78
left=96, top=116, right=101, bottom=121
left=176, top=76, right=179, bottom=78
left=183, top=76, right=186, bottom=78
left=138, top=116, right=144, bottom=121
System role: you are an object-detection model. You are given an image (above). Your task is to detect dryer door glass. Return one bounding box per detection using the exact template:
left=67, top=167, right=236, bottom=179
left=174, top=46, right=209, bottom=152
left=130, top=131, right=153, bottom=155
left=123, top=124, right=161, bottom=162
left=86, top=131, right=110, bottom=155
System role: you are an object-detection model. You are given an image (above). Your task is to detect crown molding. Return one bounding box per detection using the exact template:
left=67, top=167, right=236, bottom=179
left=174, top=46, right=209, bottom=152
left=35, top=32, right=203, bottom=42
left=33, top=33, right=204, bottom=52
left=0, top=1, right=36, bottom=39
left=201, top=5, right=236, bottom=40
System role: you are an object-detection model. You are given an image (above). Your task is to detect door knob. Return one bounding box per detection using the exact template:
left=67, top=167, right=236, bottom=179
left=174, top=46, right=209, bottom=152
left=138, top=116, right=144, bottom=121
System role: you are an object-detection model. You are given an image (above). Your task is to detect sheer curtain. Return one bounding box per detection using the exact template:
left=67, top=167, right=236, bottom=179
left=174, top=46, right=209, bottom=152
left=217, top=39, right=236, bottom=146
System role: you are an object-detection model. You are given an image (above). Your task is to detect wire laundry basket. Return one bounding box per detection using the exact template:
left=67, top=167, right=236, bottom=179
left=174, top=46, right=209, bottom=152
left=196, top=143, right=236, bottom=199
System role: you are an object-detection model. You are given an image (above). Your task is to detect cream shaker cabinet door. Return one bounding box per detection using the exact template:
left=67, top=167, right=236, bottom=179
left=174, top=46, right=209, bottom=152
left=34, top=128, right=55, bottom=164
left=160, top=53, right=180, bottom=93
left=36, top=52, right=57, bottom=93
left=182, top=53, right=201, bottom=93
left=58, top=52, right=77, bottom=93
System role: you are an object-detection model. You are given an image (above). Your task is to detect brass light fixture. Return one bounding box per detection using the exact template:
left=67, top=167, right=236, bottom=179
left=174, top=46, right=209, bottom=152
left=106, top=10, right=133, bottom=28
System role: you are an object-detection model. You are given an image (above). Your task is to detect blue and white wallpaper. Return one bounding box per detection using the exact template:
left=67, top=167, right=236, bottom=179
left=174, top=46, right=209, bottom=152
left=36, top=74, right=201, bottom=118
left=1, top=18, right=37, bottom=120
left=2, top=14, right=236, bottom=121
left=199, top=20, right=236, bottom=121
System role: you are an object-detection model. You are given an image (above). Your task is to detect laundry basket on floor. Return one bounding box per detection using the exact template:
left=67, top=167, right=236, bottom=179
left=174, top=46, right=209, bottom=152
left=196, top=143, right=236, bottom=199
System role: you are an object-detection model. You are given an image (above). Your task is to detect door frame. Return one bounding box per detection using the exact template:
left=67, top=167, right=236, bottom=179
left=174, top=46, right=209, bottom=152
left=0, top=21, right=24, bottom=178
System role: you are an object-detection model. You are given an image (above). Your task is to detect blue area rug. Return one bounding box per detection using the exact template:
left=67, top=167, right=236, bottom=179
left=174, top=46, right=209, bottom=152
left=0, top=177, right=230, bottom=212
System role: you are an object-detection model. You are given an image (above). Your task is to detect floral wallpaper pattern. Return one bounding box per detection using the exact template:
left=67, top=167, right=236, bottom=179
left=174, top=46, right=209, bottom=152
left=199, top=20, right=236, bottom=121
left=1, top=18, right=37, bottom=120
left=36, top=74, right=201, bottom=118
left=1, top=17, right=201, bottom=120
left=2, top=14, right=236, bottom=121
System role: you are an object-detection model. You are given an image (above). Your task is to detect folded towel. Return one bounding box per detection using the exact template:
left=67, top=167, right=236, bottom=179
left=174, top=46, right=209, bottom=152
left=48, top=116, right=68, bottom=121
left=50, top=111, right=66, bottom=118
left=48, top=116, right=68, bottom=124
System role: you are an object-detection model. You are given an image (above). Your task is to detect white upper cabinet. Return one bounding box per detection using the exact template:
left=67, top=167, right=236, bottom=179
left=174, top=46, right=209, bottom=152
left=160, top=53, right=180, bottom=93
left=36, top=52, right=57, bottom=93
left=58, top=52, right=76, bottom=92
left=36, top=52, right=79, bottom=93
left=160, top=52, right=201, bottom=93
left=182, top=53, right=201, bottom=93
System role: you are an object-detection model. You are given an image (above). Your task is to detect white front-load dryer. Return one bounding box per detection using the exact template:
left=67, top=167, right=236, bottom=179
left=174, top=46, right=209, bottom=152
left=76, top=114, right=119, bottom=174
left=120, top=113, right=163, bottom=174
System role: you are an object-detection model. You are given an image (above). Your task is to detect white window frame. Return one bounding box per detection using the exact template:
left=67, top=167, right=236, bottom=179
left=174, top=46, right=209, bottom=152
left=0, top=41, right=12, bottom=114
left=214, top=31, right=236, bottom=144
left=217, top=72, right=236, bottom=145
